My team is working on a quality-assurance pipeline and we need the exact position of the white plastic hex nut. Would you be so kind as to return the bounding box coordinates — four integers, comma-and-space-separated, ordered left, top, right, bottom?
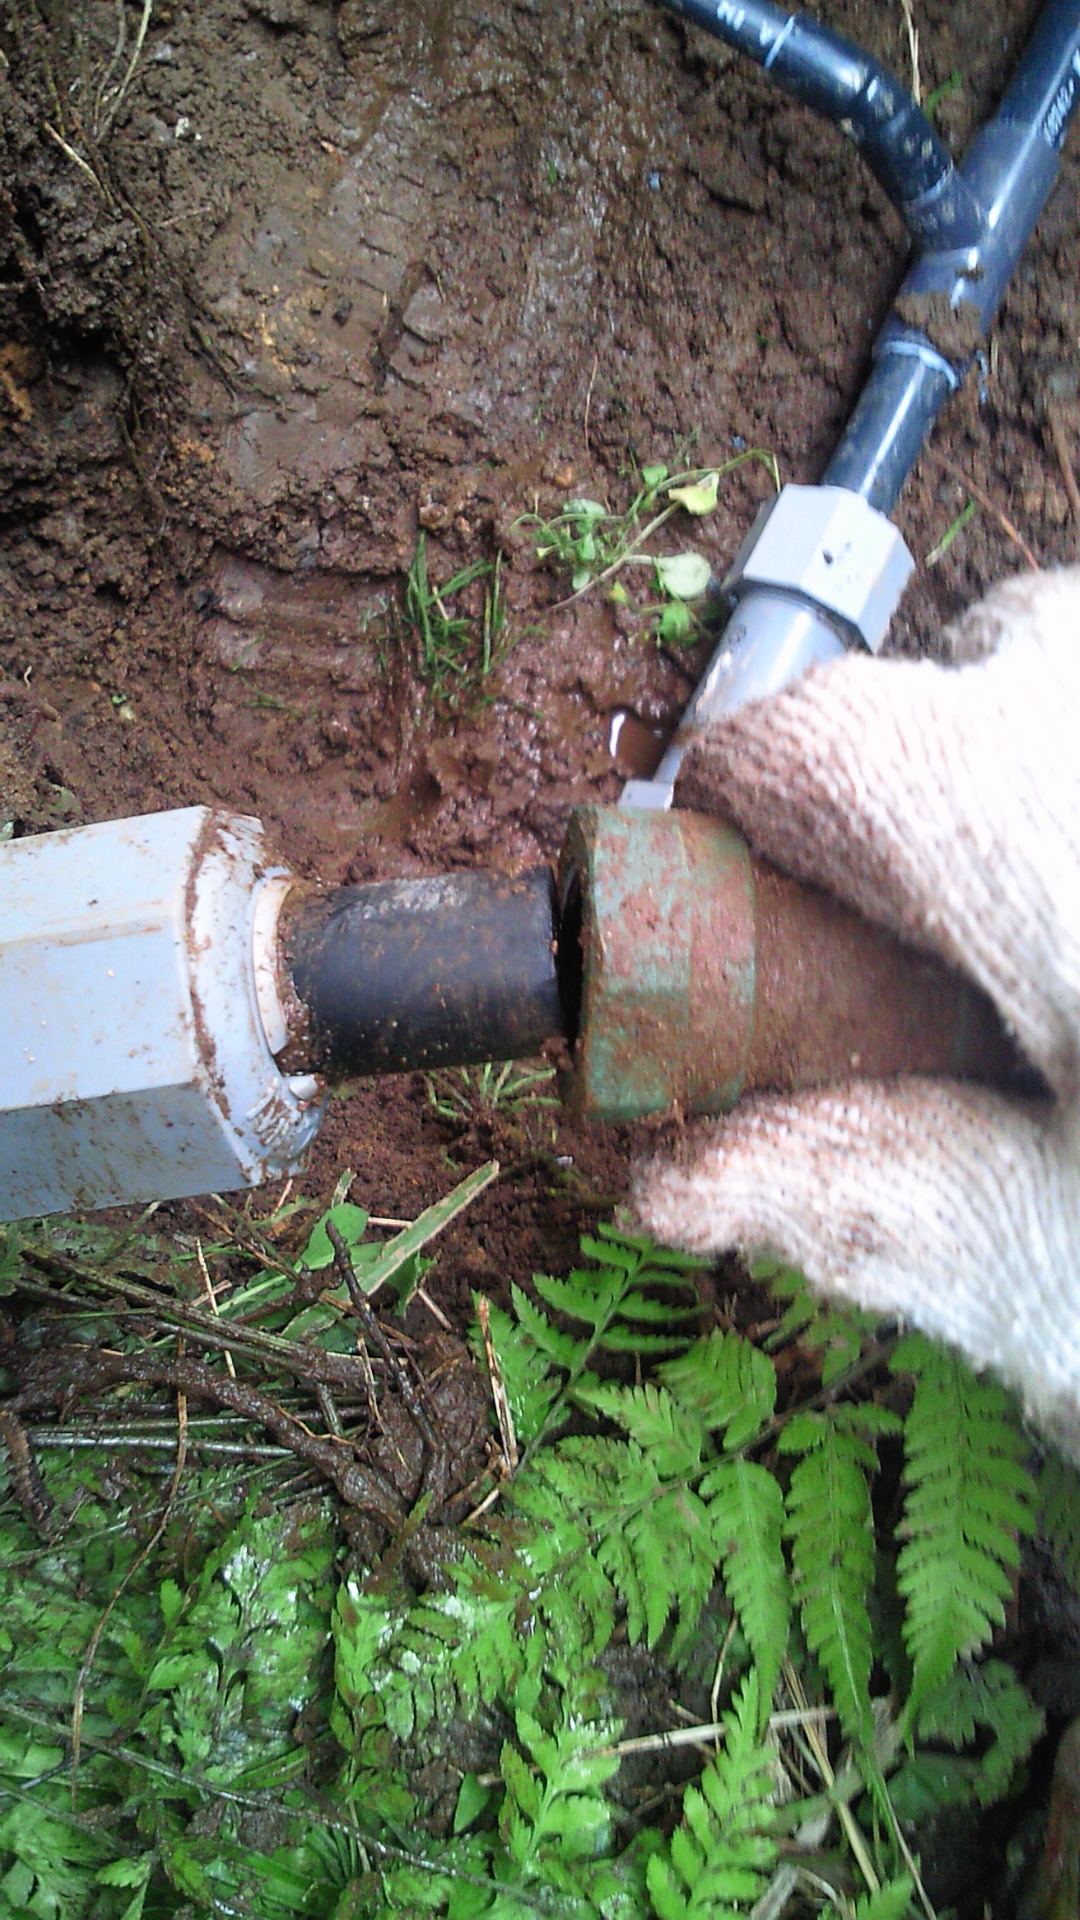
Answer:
723, 484, 914, 652
0, 807, 324, 1221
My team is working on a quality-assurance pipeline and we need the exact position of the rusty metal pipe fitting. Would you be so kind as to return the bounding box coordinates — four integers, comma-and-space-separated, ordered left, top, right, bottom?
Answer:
559, 805, 1034, 1122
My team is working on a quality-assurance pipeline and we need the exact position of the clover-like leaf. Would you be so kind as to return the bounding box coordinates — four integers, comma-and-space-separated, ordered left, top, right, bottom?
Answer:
658, 600, 694, 644
667, 471, 719, 515
655, 550, 712, 600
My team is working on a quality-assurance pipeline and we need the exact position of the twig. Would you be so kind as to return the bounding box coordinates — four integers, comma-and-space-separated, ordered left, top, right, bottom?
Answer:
583, 350, 599, 459
19, 1248, 380, 1390
91, 0, 127, 134
592, 1706, 835, 1760
898, 0, 921, 103
477, 1294, 518, 1472
0, 1410, 53, 1535
783, 1658, 880, 1899
42, 123, 111, 202
710, 1612, 738, 1725
71, 1386, 188, 1803
97, 0, 153, 139
1046, 400, 1080, 532
196, 1236, 236, 1380
8, 1346, 408, 1526
327, 1222, 439, 1455
924, 448, 1040, 571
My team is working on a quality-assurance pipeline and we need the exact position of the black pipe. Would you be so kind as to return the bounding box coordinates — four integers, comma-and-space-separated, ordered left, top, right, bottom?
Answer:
826, 0, 1080, 507
661, 0, 1080, 514
284, 867, 563, 1077
661, 0, 984, 248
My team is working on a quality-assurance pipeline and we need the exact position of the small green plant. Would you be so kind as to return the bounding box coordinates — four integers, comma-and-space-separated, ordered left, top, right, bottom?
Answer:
518, 452, 778, 646
925, 496, 976, 567
403, 535, 507, 695
425, 1059, 559, 1130
924, 71, 963, 122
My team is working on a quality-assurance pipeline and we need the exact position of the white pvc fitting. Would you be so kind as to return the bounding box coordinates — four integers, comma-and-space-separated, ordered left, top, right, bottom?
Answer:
0, 807, 324, 1221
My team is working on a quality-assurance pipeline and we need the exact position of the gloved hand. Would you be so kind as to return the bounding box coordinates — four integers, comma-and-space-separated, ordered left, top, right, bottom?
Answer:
635, 566, 1080, 1462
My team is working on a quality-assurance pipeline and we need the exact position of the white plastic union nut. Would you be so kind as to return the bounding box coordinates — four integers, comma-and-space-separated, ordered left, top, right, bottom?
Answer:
0, 808, 323, 1221
723, 484, 914, 652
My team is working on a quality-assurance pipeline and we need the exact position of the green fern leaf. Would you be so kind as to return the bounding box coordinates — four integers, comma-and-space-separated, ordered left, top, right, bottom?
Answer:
700, 1458, 790, 1722
1038, 1451, 1080, 1595
646, 1671, 778, 1919
511, 1282, 583, 1372
780, 1412, 877, 1753
498, 1670, 621, 1891
889, 1657, 1044, 1824
335, 1571, 527, 1746
573, 1381, 706, 1478
756, 1259, 881, 1385
519, 1437, 717, 1652
473, 1295, 562, 1445
659, 1329, 776, 1449
913, 1660, 1043, 1808
824, 1875, 914, 1920
892, 1335, 1036, 1723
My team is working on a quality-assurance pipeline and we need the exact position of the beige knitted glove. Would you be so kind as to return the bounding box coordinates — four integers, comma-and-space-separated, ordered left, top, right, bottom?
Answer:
636, 567, 1080, 1460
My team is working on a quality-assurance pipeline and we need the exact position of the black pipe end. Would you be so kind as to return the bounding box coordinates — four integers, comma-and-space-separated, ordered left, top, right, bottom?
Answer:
285, 865, 566, 1079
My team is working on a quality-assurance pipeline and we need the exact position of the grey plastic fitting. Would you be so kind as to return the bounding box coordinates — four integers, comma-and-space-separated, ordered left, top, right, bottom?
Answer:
622, 487, 913, 809
722, 485, 914, 652
0, 809, 323, 1221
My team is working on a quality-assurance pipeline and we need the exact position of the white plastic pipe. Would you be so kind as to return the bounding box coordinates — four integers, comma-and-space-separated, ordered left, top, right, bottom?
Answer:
0, 808, 322, 1221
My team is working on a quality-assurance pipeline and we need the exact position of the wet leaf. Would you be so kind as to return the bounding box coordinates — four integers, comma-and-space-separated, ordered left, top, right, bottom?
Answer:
299, 1202, 370, 1270
657, 601, 694, 644
667, 471, 719, 515
654, 550, 711, 600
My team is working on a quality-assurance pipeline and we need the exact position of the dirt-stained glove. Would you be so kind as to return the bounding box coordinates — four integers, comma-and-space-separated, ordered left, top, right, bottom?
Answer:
635, 566, 1080, 1462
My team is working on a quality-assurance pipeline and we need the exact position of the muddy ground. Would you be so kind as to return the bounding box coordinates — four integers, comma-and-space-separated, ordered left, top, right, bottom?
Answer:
2, 0, 1080, 1898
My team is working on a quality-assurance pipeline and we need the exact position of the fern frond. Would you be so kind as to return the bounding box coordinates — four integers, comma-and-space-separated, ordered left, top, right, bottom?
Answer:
825, 1875, 914, 1920
888, 1658, 1044, 1826
916, 1660, 1043, 1807
475, 1296, 561, 1445
334, 1574, 526, 1745
756, 1258, 882, 1386
892, 1335, 1036, 1724
646, 1671, 778, 1919
536, 1238, 699, 1361
780, 1412, 878, 1753
517, 1437, 717, 1653
502, 1231, 703, 1457
573, 1380, 706, 1478
510, 1282, 583, 1373
492, 1666, 622, 1918
1038, 1451, 1080, 1595
700, 1457, 790, 1723
659, 1328, 777, 1449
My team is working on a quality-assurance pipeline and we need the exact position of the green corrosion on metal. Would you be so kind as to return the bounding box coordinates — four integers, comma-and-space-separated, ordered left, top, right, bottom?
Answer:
562, 805, 757, 1124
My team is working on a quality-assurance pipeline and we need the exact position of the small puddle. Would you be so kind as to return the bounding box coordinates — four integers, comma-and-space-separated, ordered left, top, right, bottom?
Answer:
607, 707, 668, 781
